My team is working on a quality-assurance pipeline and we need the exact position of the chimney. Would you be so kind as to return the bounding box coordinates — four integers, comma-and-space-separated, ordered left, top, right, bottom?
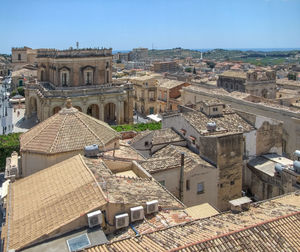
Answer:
179, 152, 185, 201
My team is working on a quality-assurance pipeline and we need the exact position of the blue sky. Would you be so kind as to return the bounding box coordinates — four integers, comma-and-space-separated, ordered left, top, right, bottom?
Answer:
0, 0, 299, 53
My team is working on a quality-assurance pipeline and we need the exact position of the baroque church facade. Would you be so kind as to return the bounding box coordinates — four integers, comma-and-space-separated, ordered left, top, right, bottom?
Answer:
25, 48, 134, 124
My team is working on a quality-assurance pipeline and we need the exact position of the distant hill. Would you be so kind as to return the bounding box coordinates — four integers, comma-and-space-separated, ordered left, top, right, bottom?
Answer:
148, 48, 300, 66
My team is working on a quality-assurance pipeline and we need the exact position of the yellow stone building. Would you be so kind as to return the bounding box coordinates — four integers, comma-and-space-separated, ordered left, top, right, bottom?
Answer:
25, 48, 134, 124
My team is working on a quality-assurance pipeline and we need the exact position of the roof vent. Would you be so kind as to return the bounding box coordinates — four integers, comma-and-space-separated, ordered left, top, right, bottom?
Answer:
84, 144, 99, 157
115, 213, 129, 229
294, 150, 300, 160
130, 206, 144, 222
229, 197, 252, 213
207, 122, 216, 132
275, 163, 284, 173
87, 210, 102, 228
293, 161, 300, 173
146, 200, 159, 214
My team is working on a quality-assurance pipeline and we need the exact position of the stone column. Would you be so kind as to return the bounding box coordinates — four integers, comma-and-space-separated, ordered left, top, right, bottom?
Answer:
24, 89, 30, 119
128, 92, 134, 124
117, 98, 124, 125
99, 101, 104, 121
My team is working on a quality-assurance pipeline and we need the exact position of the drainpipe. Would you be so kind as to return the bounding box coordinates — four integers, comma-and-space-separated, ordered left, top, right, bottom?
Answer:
179, 152, 185, 202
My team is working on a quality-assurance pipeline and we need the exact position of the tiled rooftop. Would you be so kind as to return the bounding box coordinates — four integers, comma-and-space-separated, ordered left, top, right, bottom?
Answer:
84, 192, 300, 252
82, 156, 184, 208
184, 85, 300, 113
104, 144, 146, 161
107, 209, 194, 243
130, 130, 152, 144
200, 98, 225, 106
219, 71, 247, 79
277, 78, 300, 86
182, 110, 254, 135
152, 128, 184, 145
140, 145, 214, 174
158, 79, 186, 89
20, 104, 120, 154
2, 155, 107, 251
100, 175, 184, 208
174, 212, 300, 252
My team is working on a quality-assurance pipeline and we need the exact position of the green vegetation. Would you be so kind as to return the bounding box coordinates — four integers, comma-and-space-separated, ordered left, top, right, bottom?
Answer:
148, 48, 300, 66
9, 87, 24, 98
206, 61, 216, 69
0, 133, 21, 171
185, 67, 192, 73
17, 87, 25, 96
111, 122, 161, 132
288, 73, 297, 80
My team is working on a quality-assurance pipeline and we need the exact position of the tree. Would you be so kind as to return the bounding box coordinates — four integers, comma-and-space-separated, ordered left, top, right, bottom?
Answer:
185, 67, 192, 73
17, 87, 25, 96
0, 133, 21, 171
206, 61, 216, 69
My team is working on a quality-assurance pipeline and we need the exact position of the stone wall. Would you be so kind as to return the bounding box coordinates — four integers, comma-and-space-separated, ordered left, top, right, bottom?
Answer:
216, 133, 243, 211
181, 86, 300, 158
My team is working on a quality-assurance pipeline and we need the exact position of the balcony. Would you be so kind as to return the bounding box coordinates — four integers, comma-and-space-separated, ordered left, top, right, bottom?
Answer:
26, 82, 133, 98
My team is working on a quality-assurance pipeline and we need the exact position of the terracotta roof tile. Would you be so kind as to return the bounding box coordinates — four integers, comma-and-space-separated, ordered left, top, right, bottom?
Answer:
20, 107, 120, 154
182, 111, 253, 134
140, 145, 213, 174
84, 192, 300, 252
2, 155, 107, 251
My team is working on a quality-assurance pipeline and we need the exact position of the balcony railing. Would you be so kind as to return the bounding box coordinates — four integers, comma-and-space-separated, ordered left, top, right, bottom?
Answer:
26, 82, 133, 98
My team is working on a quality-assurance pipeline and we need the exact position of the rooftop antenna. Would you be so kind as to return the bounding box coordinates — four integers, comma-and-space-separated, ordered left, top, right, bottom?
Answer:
76, 42, 79, 49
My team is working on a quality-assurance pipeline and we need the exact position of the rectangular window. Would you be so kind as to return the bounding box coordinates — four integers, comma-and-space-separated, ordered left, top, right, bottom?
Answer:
86, 72, 90, 84
213, 107, 218, 112
186, 180, 190, 191
62, 73, 67, 85
158, 180, 165, 186
197, 182, 204, 194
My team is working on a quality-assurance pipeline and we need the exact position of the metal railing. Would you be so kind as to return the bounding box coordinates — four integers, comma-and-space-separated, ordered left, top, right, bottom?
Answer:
26, 82, 133, 98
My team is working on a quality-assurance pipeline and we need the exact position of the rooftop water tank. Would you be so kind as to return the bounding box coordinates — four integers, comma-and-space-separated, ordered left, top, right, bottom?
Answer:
274, 163, 284, 174
294, 150, 300, 159
84, 144, 99, 157
207, 122, 216, 132
293, 161, 300, 173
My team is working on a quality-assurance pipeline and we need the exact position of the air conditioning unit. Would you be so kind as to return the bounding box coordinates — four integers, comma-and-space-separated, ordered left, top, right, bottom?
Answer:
146, 200, 159, 214
115, 213, 129, 229
87, 210, 102, 228
130, 206, 144, 221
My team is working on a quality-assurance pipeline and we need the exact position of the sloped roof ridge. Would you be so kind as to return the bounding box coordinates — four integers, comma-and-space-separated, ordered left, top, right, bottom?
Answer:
78, 154, 107, 202
75, 113, 106, 148
168, 211, 300, 252
49, 113, 68, 153
21, 113, 59, 149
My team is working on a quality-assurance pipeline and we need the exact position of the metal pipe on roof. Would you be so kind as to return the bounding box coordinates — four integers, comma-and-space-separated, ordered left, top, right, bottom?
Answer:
179, 152, 185, 201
